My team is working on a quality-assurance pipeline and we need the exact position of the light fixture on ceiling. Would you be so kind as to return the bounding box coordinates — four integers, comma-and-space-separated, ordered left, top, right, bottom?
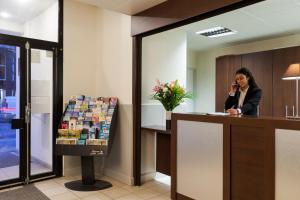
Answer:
0, 12, 11, 19
196, 26, 237, 38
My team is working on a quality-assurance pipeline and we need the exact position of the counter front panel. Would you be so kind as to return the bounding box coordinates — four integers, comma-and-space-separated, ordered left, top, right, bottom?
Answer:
171, 114, 300, 200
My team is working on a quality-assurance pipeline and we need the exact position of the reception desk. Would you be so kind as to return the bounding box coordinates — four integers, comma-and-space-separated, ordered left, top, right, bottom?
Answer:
171, 113, 300, 200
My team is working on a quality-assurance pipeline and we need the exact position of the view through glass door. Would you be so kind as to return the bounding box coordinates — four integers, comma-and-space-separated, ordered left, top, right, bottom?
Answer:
0, 44, 22, 183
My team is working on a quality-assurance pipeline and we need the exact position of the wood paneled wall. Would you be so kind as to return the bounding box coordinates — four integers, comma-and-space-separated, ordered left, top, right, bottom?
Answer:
216, 55, 241, 112
216, 46, 300, 117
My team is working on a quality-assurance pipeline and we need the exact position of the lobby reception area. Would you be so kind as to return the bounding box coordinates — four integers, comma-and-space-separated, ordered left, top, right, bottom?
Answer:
2, 0, 300, 200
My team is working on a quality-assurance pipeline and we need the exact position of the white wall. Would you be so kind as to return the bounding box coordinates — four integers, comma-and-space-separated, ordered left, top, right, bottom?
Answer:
186, 49, 198, 111
23, 1, 58, 42
64, 0, 97, 99
64, 0, 133, 185
0, 19, 23, 36
141, 29, 187, 126
95, 8, 133, 185
194, 33, 300, 113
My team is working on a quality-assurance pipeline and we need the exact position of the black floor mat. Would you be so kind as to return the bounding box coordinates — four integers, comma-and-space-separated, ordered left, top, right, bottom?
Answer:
0, 185, 50, 200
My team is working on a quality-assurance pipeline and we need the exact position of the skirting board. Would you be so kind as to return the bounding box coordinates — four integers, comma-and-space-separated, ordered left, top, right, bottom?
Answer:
141, 172, 156, 184
104, 168, 134, 186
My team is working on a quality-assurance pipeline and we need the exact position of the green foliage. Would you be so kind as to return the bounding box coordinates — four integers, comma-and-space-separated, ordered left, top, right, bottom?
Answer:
152, 80, 193, 111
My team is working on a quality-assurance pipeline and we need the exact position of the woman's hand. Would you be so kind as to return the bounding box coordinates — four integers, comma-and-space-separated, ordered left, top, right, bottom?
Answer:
226, 108, 238, 115
229, 82, 238, 94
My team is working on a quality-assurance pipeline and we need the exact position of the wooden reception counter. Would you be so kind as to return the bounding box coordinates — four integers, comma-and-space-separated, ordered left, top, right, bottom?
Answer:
171, 113, 300, 200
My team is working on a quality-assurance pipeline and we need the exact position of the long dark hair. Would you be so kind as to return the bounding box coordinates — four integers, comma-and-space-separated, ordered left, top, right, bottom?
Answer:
235, 67, 258, 88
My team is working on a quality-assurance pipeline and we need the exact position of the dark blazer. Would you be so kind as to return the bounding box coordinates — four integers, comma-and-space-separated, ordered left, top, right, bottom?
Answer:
225, 86, 262, 116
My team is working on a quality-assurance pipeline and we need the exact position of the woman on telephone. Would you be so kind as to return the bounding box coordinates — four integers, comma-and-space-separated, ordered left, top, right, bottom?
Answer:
225, 67, 262, 116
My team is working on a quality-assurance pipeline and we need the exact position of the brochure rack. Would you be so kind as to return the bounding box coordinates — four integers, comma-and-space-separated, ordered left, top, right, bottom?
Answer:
55, 95, 118, 191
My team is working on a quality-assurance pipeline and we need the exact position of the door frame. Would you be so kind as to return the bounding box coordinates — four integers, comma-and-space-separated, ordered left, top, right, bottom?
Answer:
0, 0, 63, 188
27, 42, 60, 182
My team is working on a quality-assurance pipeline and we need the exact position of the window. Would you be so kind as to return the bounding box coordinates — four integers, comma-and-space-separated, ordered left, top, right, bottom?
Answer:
0, 53, 6, 80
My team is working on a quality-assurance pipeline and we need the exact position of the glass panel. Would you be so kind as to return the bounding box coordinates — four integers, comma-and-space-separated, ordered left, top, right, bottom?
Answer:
0, 44, 20, 182
30, 49, 53, 175
0, 0, 58, 42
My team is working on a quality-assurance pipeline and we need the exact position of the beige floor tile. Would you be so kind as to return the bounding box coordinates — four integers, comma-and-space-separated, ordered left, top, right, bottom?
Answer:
53, 176, 78, 185
121, 185, 144, 193
81, 192, 112, 200
100, 176, 127, 188
40, 185, 69, 197
71, 190, 99, 198
147, 183, 170, 194
148, 195, 170, 200
100, 187, 131, 199
50, 191, 80, 200
140, 181, 162, 189
133, 188, 160, 199
115, 193, 143, 200
34, 180, 61, 190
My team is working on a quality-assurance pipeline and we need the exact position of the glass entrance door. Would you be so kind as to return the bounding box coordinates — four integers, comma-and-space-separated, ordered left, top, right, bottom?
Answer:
0, 44, 22, 184
0, 42, 57, 187
29, 47, 54, 177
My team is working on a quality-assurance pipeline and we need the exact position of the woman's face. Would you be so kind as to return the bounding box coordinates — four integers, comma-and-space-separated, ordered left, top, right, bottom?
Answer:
235, 73, 249, 89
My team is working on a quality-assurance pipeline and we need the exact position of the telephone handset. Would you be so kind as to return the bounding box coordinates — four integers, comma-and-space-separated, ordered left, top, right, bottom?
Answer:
232, 81, 240, 90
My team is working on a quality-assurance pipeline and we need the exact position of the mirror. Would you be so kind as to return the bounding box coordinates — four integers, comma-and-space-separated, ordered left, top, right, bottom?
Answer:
141, 0, 300, 126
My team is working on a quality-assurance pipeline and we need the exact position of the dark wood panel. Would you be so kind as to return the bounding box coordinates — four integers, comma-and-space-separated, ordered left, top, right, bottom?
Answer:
156, 133, 171, 176
242, 51, 273, 116
132, 0, 253, 35
231, 125, 268, 200
273, 46, 300, 117
216, 55, 241, 112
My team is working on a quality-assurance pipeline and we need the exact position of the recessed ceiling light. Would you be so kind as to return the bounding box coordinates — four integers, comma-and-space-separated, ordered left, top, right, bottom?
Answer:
0, 12, 11, 19
196, 26, 237, 38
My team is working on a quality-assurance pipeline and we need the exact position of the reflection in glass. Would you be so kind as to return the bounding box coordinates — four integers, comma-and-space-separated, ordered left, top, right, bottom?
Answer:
0, 44, 20, 182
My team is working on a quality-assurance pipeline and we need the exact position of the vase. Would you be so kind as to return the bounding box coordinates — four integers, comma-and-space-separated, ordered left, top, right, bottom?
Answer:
166, 110, 172, 129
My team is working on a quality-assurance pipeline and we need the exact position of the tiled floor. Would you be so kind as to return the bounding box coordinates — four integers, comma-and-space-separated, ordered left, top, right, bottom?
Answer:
0, 176, 171, 200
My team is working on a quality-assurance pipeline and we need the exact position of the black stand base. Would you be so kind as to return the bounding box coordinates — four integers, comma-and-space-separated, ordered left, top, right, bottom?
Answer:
64, 156, 112, 191
64, 180, 112, 191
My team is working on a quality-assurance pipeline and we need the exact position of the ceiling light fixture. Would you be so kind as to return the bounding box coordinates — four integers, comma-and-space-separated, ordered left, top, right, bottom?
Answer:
196, 26, 237, 38
0, 12, 11, 19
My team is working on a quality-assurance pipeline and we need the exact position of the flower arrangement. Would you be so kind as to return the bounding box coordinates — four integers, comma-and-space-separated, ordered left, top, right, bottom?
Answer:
152, 79, 192, 111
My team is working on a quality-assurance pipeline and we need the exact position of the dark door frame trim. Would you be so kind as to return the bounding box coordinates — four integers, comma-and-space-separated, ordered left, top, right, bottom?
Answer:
132, 0, 265, 186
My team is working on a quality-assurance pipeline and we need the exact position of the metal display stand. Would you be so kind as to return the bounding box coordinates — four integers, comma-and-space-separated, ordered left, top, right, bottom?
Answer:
56, 98, 118, 191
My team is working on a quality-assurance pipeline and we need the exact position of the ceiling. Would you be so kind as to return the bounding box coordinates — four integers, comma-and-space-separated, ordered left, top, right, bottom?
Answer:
0, 0, 57, 24
75, 0, 167, 15
180, 0, 300, 51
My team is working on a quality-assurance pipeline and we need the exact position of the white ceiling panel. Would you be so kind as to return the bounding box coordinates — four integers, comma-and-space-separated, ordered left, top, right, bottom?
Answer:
0, 0, 57, 24
179, 0, 300, 51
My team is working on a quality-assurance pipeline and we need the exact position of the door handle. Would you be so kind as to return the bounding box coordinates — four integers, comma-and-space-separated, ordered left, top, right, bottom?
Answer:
11, 118, 25, 129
